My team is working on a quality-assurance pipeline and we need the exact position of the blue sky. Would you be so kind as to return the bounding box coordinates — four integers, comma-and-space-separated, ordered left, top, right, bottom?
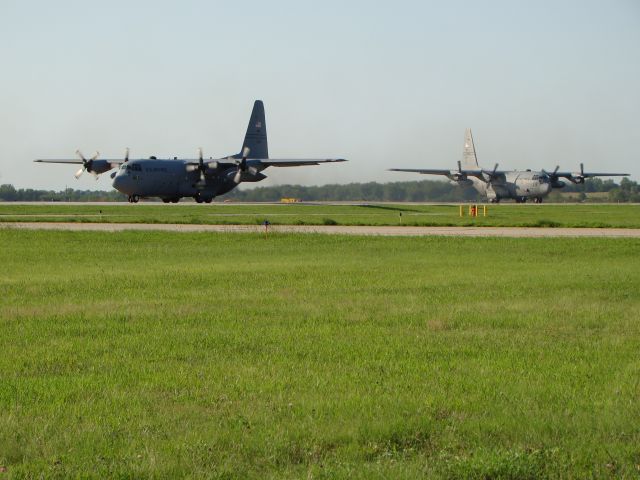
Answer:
1, 0, 638, 190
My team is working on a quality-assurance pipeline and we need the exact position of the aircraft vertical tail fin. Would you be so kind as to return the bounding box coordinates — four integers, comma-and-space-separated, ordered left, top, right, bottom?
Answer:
237, 100, 268, 159
462, 128, 479, 169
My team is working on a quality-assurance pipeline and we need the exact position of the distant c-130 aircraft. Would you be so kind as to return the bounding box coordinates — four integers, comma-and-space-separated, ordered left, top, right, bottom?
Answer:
390, 129, 629, 203
35, 100, 346, 203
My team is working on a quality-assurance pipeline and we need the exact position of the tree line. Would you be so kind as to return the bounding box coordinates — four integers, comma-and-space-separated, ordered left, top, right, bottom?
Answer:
1, 178, 638, 202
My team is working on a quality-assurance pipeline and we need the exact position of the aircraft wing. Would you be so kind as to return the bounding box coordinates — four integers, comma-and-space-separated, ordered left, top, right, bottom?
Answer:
389, 167, 488, 179
258, 158, 347, 167
553, 171, 630, 179
34, 159, 123, 166
35, 159, 83, 164
389, 168, 452, 175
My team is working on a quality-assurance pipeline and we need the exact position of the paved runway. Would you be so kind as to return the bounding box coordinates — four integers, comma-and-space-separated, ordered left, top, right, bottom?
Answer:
2, 222, 640, 237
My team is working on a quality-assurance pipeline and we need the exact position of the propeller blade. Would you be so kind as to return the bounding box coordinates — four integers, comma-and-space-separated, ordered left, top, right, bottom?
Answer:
198, 147, 203, 162
580, 163, 584, 176
492, 163, 499, 175
234, 170, 242, 184
90, 151, 100, 161
124, 147, 129, 162
242, 146, 250, 159
76, 150, 86, 162
457, 160, 462, 172
74, 167, 84, 179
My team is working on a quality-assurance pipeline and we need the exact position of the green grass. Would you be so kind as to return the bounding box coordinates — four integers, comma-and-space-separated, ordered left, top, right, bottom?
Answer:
0, 202, 639, 228
1, 230, 639, 478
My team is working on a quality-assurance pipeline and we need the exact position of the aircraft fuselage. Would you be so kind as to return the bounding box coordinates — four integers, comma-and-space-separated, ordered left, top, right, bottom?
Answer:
468, 170, 553, 203
111, 158, 265, 203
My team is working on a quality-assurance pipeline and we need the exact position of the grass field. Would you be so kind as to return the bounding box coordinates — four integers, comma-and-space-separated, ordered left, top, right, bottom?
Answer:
1, 230, 639, 478
1, 202, 639, 228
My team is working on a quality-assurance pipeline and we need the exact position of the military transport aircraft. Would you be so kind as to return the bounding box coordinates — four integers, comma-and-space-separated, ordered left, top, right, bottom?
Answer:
35, 101, 346, 203
390, 129, 629, 203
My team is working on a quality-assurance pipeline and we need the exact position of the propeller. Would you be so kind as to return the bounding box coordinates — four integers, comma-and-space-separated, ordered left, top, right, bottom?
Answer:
185, 148, 221, 187
451, 160, 466, 181
483, 163, 499, 182
196, 148, 206, 186
233, 146, 251, 184
124, 147, 129, 163
571, 163, 586, 184
74, 150, 100, 179
541, 165, 568, 188
541, 165, 559, 178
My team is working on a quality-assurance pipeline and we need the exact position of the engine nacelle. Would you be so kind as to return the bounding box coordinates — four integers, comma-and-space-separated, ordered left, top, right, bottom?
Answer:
205, 161, 219, 172
88, 160, 113, 174
225, 168, 267, 183
570, 176, 585, 185
239, 172, 267, 182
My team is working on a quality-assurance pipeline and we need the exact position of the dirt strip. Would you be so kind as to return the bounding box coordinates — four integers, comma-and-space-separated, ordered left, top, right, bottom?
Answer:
2, 222, 640, 237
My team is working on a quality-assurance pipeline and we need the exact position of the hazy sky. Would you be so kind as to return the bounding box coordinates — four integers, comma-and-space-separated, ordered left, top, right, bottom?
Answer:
1, 0, 638, 190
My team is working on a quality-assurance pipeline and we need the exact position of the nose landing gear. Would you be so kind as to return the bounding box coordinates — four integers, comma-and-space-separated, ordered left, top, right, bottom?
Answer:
127, 195, 139, 203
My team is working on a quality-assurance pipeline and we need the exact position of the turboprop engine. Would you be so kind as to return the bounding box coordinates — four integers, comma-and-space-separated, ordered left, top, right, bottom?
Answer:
74, 151, 116, 178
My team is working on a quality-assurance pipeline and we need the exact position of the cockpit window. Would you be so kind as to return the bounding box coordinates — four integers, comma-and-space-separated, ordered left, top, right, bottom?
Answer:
121, 163, 142, 172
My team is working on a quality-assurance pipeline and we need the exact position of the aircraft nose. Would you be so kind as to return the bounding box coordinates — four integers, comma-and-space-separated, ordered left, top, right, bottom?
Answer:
112, 174, 130, 194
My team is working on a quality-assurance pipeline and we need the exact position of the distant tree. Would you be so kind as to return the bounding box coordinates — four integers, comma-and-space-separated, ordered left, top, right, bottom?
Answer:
609, 178, 640, 202
0, 184, 17, 201
0, 178, 635, 202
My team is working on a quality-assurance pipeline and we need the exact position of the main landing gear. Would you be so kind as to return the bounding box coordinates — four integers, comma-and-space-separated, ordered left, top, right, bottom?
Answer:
127, 195, 139, 203
194, 193, 213, 204
533, 197, 543, 203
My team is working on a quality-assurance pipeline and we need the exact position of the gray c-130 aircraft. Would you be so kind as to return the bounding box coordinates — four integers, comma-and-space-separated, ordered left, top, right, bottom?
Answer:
390, 129, 629, 203
35, 100, 346, 203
